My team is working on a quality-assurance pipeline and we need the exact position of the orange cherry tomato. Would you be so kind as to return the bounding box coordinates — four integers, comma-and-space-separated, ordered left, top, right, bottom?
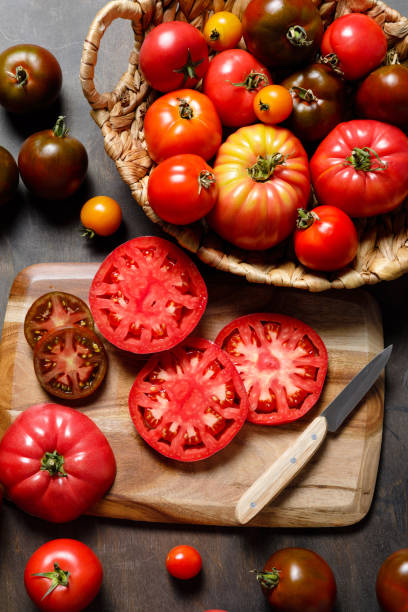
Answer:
253, 85, 293, 125
80, 196, 122, 237
204, 11, 243, 51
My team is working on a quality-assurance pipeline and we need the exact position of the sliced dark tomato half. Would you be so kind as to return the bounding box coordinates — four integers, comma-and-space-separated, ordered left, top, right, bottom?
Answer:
33, 326, 108, 400
89, 236, 208, 354
128, 337, 249, 461
24, 291, 94, 349
215, 313, 328, 425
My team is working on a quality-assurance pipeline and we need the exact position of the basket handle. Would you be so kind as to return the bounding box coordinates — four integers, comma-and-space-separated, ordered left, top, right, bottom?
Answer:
80, 0, 144, 110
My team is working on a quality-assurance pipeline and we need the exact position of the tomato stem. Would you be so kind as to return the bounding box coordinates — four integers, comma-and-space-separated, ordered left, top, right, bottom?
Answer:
32, 562, 70, 600
251, 568, 281, 589
9, 65, 28, 87
81, 226, 96, 239
247, 153, 288, 181
210, 28, 220, 41
345, 147, 388, 172
296, 208, 319, 230
290, 86, 317, 103
53, 116, 69, 138
286, 25, 312, 47
173, 48, 204, 86
320, 53, 344, 77
230, 70, 269, 91
258, 99, 269, 111
177, 98, 194, 120
198, 170, 216, 194
41, 449, 67, 477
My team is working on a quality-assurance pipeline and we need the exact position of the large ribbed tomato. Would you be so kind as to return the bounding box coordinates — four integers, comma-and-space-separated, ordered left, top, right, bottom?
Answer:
208, 124, 310, 250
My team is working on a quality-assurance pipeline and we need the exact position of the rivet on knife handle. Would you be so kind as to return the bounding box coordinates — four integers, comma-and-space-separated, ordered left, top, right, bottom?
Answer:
235, 415, 328, 525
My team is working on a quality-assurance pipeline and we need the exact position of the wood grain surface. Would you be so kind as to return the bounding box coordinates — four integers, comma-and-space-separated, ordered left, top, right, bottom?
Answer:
0, 263, 384, 528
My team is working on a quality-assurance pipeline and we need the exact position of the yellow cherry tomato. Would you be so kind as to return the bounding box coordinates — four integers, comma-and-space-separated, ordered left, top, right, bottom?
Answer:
203, 11, 243, 51
80, 196, 122, 237
253, 85, 294, 125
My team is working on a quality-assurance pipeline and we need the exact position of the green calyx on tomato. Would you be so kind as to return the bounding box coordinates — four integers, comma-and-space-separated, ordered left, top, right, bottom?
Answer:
52, 115, 69, 138
40, 449, 67, 478
198, 170, 216, 193
252, 567, 281, 589
8, 64, 28, 87
173, 49, 204, 86
32, 562, 70, 600
286, 25, 312, 47
296, 208, 319, 230
290, 86, 316, 102
231, 70, 269, 91
320, 53, 343, 77
176, 97, 194, 119
345, 147, 388, 172
247, 153, 287, 181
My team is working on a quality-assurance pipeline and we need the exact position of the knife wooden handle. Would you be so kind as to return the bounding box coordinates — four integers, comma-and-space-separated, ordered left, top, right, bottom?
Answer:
235, 415, 328, 524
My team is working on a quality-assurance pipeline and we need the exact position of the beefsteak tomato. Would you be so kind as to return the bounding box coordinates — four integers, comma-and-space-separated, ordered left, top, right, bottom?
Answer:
310, 119, 408, 218
242, 0, 323, 70
139, 21, 209, 92
0, 403, 116, 522
208, 123, 310, 250
128, 337, 248, 461
215, 313, 327, 425
203, 49, 271, 127
376, 548, 408, 612
255, 547, 336, 612
89, 236, 208, 354
143, 89, 222, 163
24, 539, 103, 612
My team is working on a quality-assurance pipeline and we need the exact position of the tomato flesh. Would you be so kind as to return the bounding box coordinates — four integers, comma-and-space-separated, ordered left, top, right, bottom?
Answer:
216, 314, 327, 425
128, 337, 248, 461
89, 237, 208, 354
24, 291, 94, 348
33, 326, 107, 400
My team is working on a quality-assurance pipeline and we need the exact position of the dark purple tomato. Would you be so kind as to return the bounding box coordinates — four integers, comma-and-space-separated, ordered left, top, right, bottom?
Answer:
0, 146, 19, 206
356, 64, 408, 129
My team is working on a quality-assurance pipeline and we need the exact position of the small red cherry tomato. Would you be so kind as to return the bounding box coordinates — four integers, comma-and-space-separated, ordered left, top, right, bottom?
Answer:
166, 545, 202, 580
148, 154, 217, 225
80, 195, 122, 237
376, 548, 408, 612
253, 84, 293, 124
204, 11, 243, 51
294, 205, 358, 271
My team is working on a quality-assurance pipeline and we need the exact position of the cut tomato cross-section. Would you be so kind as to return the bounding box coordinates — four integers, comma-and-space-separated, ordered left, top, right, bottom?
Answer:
128, 337, 249, 461
215, 313, 327, 425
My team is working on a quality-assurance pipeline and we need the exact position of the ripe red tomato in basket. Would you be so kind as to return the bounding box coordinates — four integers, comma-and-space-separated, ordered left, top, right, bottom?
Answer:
203, 49, 272, 127
128, 337, 249, 461
147, 154, 217, 225
208, 123, 310, 251
0, 403, 116, 522
376, 548, 408, 612
139, 21, 209, 93
215, 313, 327, 425
310, 119, 408, 218
143, 89, 222, 163
320, 13, 387, 81
89, 236, 208, 354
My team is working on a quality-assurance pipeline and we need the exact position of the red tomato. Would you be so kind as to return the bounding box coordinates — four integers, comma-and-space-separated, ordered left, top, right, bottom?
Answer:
0, 43, 62, 113
24, 291, 94, 349
139, 21, 209, 93
18, 116, 88, 200
0, 145, 19, 206
215, 313, 327, 425
24, 539, 102, 612
376, 548, 408, 612
320, 13, 387, 81
208, 123, 310, 250
33, 326, 108, 400
294, 206, 358, 271
203, 11, 243, 51
148, 154, 217, 225
128, 337, 248, 461
203, 49, 272, 127
80, 195, 122, 237
144, 89, 222, 163
310, 119, 408, 218
0, 403, 116, 522
89, 236, 208, 354
166, 545, 202, 579
255, 547, 336, 611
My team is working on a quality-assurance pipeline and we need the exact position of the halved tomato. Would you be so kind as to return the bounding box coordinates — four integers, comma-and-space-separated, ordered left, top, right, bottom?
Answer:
215, 314, 327, 425
128, 337, 249, 461
24, 291, 94, 348
33, 326, 108, 400
89, 237, 208, 354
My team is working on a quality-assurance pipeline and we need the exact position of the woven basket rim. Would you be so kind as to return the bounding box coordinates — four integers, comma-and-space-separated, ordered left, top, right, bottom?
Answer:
79, 0, 408, 291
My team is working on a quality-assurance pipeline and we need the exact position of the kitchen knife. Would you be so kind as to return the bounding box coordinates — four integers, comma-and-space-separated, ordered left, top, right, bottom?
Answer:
235, 344, 393, 525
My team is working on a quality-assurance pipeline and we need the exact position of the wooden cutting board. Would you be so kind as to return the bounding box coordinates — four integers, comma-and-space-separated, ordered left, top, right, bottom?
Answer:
0, 263, 384, 527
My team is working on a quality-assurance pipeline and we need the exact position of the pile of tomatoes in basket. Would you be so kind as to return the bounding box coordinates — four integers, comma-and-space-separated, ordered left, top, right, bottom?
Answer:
141, 0, 408, 272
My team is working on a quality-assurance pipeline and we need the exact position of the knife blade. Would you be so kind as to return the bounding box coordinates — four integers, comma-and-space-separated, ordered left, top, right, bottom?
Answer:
235, 345, 393, 525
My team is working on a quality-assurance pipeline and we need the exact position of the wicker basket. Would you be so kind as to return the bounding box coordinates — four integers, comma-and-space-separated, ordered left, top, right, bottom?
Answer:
80, 0, 408, 291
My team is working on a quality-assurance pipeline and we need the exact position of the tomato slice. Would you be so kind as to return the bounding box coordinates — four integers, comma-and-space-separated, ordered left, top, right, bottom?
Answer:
89, 237, 208, 354
128, 337, 249, 461
33, 326, 108, 400
24, 291, 94, 348
215, 314, 327, 425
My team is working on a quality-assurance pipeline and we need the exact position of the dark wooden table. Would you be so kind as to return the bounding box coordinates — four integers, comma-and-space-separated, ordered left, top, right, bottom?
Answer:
1, 2, 407, 610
